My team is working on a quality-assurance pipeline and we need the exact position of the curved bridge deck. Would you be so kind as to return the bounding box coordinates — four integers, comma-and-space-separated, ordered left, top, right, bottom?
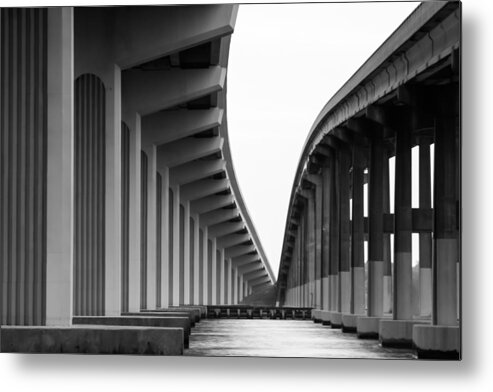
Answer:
185, 319, 415, 359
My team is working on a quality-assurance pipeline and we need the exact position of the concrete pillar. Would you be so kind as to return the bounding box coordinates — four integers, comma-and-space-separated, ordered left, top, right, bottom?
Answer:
125, 111, 141, 312
104, 63, 122, 316
350, 145, 365, 316
328, 153, 339, 312
383, 156, 392, 314
339, 151, 351, 315
433, 104, 458, 326
46, 8, 74, 326
202, 227, 209, 304
238, 274, 243, 303
183, 201, 191, 304
193, 214, 200, 305
233, 267, 238, 304
418, 137, 432, 317
219, 248, 225, 305
142, 144, 157, 310
306, 189, 316, 308
172, 185, 180, 306
226, 258, 232, 305
314, 177, 323, 310
211, 238, 217, 304
393, 121, 413, 320
160, 167, 169, 307
321, 165, 331, 311
367, 137, 385, 317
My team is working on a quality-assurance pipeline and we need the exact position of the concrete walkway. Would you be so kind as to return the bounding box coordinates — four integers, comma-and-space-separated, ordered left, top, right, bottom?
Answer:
184, 319, 416, 359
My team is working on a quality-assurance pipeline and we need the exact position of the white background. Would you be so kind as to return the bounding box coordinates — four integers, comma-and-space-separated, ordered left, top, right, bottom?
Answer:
1, 0, 491, 390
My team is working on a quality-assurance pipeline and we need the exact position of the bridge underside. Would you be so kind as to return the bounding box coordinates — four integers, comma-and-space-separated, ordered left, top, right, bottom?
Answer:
276, 2, 461, 359
0, 5, 275, 354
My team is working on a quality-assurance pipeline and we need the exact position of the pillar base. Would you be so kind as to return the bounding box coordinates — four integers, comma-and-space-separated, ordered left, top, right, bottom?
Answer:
357, 316, 384, 339
312, 309, 322, 323
413, 324, 460, 360
319, 310, 331, 325
379, 319, 430, 348
341, 313, 363, 333
329, 312, 342, 329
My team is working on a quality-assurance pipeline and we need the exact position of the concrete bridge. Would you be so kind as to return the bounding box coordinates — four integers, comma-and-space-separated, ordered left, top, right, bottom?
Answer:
0, 3, 460, 359
275, 1, 461, 359
0, 5, 274, 354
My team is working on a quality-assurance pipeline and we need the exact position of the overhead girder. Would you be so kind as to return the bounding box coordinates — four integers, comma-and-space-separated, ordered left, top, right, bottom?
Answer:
112, 5, 238, 69
180, 178, 229, 202
249, 276, 271, 286
225, 244, 256, 259
231, 253, 260, 267
238, 261, 263, 274
122, 66, 226, 116
242, 269, 267, 282
141, 108, 224, 146
217, 233, 250, 249
208, 221, 245, 238
200, 208, 239, 227
158, 135, 223, 168
190, 193, 234, 215
169, 159, 226, 186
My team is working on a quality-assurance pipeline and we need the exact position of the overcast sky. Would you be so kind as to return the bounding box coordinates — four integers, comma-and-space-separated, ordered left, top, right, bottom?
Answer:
227, 1, 421, 276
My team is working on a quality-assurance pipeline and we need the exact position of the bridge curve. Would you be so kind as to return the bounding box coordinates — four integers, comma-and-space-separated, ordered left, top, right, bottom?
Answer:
276, 1, 461, 359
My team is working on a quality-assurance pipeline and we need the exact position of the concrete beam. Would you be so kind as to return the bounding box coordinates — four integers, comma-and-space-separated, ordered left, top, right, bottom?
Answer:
249, 276, 271, 286
238, 262, 263, 274
208, 221, 245, 238
200, 208, 239, 227
243, 270, 267, 282
122, 66, 226, 116
190, 194, 234, 215
180, 179, 229, 202
169, 159, 226, 186
217, 233, 250, 249
113, 5, 238, 69
225, 245, 256, 259
158, 136, 223, 168
231, 254, 260, 267
142, 108, 224, 146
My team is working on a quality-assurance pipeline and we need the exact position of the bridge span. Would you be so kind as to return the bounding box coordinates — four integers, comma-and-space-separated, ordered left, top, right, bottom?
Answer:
0, 2, 460, 360
275, 1, 461, 359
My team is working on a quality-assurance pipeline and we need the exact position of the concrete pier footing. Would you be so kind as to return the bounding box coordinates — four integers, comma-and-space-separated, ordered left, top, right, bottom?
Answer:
341, 314, 360, 333
356, 316, 383, 339
413, 325, 460, 359
379, 319, 430, 348
0, 325, 183, 355
329, 312, 342, 328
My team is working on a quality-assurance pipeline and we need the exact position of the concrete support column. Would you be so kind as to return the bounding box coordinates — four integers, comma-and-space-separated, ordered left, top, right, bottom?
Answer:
160, 167, 169, 307
126, 111, 141, 312
183, 201, 191, 305
339, 151, 351, 315
172, 185, 180, 306
219, 249, 225, 305
104, 63, 122, 316
193, 214, 200, 305
238, 274, 243, 303
226, 258, 232, 305
233, 267, 238, 304
433, 105, 458, 326
321, 165, 331, 311
418, 137, 432, 317
350, 145, 365, 316
306, 189, 316, 308
314, 177, 323, 310
383, 156, 392, 313
142, 144, 157, 310
328, 153, 340, 313
393, 121, 413, 320
46, 8, 74, 326
211, 238, 217, 305
202, 227, 209, 305
368, 137, 385, 317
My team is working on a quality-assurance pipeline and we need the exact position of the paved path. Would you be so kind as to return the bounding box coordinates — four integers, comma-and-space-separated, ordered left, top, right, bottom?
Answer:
184, 319, 416, 359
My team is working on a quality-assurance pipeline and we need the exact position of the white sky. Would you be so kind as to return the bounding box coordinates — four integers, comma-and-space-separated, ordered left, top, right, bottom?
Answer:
227, 1, 421, 276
